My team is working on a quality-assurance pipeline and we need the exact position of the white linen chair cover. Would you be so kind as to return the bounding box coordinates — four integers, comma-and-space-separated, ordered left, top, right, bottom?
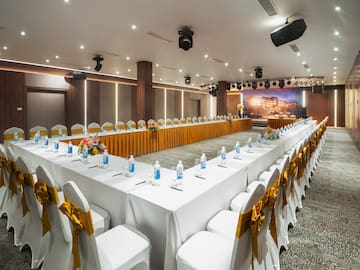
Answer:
2, 147, 26, 246
51, 124, 68, 137
37, 165, 72, 270
180, 118, 186, 124
177, 183, 266, 270
173, 118, 180, 125
147, 119, 155, 125
165, 118, 173, 126
29, 125, 48, 139
101, 122, 115, 132
62, 181, 151, 270
3, 127, 25, 142
197, 116, 203, 122
88, 122, 101, 133
293, 141, 306, 210
186, 117, 192, 124
137, 120, 146, 129
16, 156, 50, 269
115, 121, 126, 131
203, 116, 208, 122
71, 123, 85, 135
127, 120, 136, 130
192, 116, 198, 123
157, 119, 165, 127
0, 145, 8, 213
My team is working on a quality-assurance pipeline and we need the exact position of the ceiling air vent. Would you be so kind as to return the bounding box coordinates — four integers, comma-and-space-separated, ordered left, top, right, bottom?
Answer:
147, 32, 173, 43
257, 0, 278, 16
289, 44, 299, 52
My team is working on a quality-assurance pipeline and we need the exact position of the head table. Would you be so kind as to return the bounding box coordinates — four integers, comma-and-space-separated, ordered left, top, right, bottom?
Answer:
7, 118, 315, 270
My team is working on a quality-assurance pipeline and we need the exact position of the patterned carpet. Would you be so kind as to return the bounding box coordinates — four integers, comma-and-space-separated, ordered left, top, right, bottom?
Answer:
0, 127, 359, 269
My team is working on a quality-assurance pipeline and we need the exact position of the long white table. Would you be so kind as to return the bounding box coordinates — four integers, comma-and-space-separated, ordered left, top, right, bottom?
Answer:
7, 119, 316, 270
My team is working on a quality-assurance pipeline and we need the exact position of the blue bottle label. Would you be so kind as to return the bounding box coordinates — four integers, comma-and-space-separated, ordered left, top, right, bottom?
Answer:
55, 142, 59, 150
200, 160, 206, 169
68, 145, 73, 154
83, 148, 88, 159
103, 154, 109, 165
45, 139, 49, 146
154, 168, 160, 180
235, 146, 240, 154
129, 163, 135, 173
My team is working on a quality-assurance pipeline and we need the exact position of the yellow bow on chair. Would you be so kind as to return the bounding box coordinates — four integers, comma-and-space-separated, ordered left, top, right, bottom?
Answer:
60, 198, 94, 270
249, 201, 265, 262
5, 160, 19, 195
281, 169, 289, 209
16, 171, 35, 217
0, 156, 7, 187
35, 181, 59, 235
268, 183, 279, 246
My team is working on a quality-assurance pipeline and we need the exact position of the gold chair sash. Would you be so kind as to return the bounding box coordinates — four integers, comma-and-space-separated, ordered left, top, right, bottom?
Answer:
88, 127, 100, 133
16, 171, 35, 217
71, 129, 83, 135
3, 133, 25, 141
51, 129, 67, 137
60, 198, 94, 270
0, 156, 6, 187
35, 181, 59, 235
281, 170, 289, 209
103, 126, 114, 131
268, 185, 279, 246
4, 161, 19, 195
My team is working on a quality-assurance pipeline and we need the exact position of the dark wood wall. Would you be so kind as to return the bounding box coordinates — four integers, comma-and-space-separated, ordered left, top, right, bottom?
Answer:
0, 71, 26, 142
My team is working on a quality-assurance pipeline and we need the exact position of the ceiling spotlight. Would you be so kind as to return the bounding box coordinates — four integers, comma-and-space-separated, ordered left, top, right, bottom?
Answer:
126, 56, 130, 61
333, 47, 339, 52
64, 0, 69, 3
160, 78, 163, 81
178, 26, 193, 51
184, 75, 191, 85
204, 54, 208, 59
302, 61, 306, 65
92, 55, 104, 72
287, 80, 291, 85
80, 45, 85, 50
252, 82, 257, 90
255, 67, 263, 79
247, 83, 251, 87
307, 68, 311, 72
333, 57, 338, 61
334, 31, 339, 36
3, 46, 7, 50
250, 73, 254, 77
176, 81, 179, 84
116, 71, 120, 75
239, 68, 243, 72
179, 69, 182, 73
55, 55, 59, 59
20, 31, 26, 36
310, 73, 313, 76
131, 25, 137, 30
152, 73, 155, 76
210, 77, 214, 81
334, 67, 337, 69
46, 59, 50, 63
155, 63, 159, 67
333, 71, 337, 75
272, 81, 277, 86
335, 6, 341, 11
225, 62, 229, 67
296, 52, 301, 56
279, 79, 285, 88
264, 80, 270, 89
196, 73, 199, 77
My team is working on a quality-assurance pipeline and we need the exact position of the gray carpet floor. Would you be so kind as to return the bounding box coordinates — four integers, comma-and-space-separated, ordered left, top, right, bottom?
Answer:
0, 127, 359, 269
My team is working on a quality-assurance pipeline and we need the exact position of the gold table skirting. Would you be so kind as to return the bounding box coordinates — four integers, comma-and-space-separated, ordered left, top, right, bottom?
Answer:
62, 119, 252, 158
267, 118, 297, 129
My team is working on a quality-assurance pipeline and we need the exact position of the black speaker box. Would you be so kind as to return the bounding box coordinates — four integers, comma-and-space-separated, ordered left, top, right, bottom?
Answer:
72, 71, 87, 80
270, 19, 307, 47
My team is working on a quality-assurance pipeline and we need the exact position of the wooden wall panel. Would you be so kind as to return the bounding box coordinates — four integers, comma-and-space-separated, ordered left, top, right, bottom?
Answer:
86, 80, 100, 125
66, 79, 84, 127
0, 70, 26, 142
226, 93, 240, 115
216, 81, 228, 115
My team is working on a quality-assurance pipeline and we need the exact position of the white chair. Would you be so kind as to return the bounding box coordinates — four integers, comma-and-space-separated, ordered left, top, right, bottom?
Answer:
173, 118, 180, 125
0, 145, 8, 214
147, 119, 155, 125
186, 117, 192, 124
285, 147, 298, 227
127, 120, 136, 130
180, 118, 186, 125
71, 123, 85, 135
177, 182, 266, 270
115, 121, 126, 131
137, 120, 146, 129
3, 127, 25, 142
165, 118, 173, 126
192, 116, 198, 123
51, 124, 68, 137
198, 116, 203, 122
16, 156, 50, 269
101, 122, 115, 132
29, 125, 48, 139
157, 119, 165, 127
88, 122, 101, 134
61, 181, 151, 270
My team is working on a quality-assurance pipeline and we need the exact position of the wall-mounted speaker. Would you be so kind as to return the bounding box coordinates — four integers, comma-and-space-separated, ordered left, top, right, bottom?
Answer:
270, 19, 307, 47
72, 71, 87, 80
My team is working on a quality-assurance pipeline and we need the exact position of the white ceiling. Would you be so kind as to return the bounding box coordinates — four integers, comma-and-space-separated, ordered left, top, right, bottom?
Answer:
0, 0, 359, 88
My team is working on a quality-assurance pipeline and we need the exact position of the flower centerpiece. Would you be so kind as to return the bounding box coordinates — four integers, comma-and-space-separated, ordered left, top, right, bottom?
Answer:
261, 126, 279, 140
226, 113, 234, 121
148, 122, 159, 132
78, 135, 106, 155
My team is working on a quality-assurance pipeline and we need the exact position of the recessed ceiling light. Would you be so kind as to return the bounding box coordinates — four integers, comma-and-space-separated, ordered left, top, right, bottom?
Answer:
179, 69, 182, 73
333, 79, 337, 83
3, 46, 7, 50
126, 56, 130, 61
85, 66, 90, 69
296, 52, 301, 57
335, 6, 341, 11
210, 77, 214, 81
333, 47, 339, 52
127, 68, 131, 72
152, 73, 155, 77
250, 73, 254, 77
131, 25, 137, 30
224, 62, 229, 67
196, 73, 199, 77
333, 75, 336, 79
191, 83, 194, 87
333, 71, 337, 75
55, 55, 59, 59
20, 31, 26, 36
176, 81, 179, 84
46, 59, 50, 63
310, 73, 313, 76
80, 45, 85, 50
307, 68, 311, 72
239, 68, 243, 72
334, 31, 339, 36
155, 63, 159, 68
334, 67, 337, 69
204, 54, 208, 59
302, 61, 306, 65
64, 0, 69, 3
116, 71, 119, 75
159, 78, 163, 81
333, 57, 338, 61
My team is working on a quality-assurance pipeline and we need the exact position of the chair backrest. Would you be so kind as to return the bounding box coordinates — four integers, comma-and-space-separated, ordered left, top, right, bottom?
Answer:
5, 146, 20, 195
157, 119, 165, 127
147, 119, 155, 125
36, 165, 72, 270
231, 182, 265, 270
101, 122, 114, 132
137, 120, 146, 129
180, 118, 186, 124
62, 181, 101, 270
115, 121, 126, 131
87, 122, 100, 133
3, 127, 25, 142
71, 123, 85, 135
198, 116, 203, 122
0, 145, 9, 187
186, 117, 192, 124
173, 118, 180, 125
29, 125, 48, 139
192, 116, 198, 123
51, 124, 68, 137
127, 120, 136, 129
165, 118, 173, 126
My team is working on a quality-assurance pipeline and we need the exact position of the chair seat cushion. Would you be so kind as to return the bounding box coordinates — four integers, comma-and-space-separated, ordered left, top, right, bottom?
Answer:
90, 204, 111, 236
176, 231, 233, 270
207, 210, 238, 239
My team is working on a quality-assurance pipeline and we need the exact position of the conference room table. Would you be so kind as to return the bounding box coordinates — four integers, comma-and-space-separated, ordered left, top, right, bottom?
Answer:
7, 118, 315, 270
62, 118, 252, 158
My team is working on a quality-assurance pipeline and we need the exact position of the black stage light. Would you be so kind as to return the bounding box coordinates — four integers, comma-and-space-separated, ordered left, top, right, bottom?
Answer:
236, 83, 242, 90
178, 27, 193, 51
185, 75, 191, 85
265, 80, 270, 89
259, 82, 263, 87
287, 80, 291, 85
243, 83, 247, 88
92, 55, 104, 72
272, 81, 277, 86
247, 83, 251, 87
252, 81, 257, 89
279, 79, 285, 88
255, 67, 263, 79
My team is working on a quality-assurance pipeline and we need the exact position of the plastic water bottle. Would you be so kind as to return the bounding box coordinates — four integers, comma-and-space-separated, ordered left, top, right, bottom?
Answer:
247, 138, 253, 152
44, 136, 49, 147
220, 146, 227, 163
67, 141, 73, 157
235, 141, 241, 157
176, 160, 184, 184
54, 140, 59, 152
14, 132, 19, 142
257, 134, 262, 147
200, 153, 207, 171
82, 146, 88, 161
103, 149, 109, 168
34, 131, 40, 143
128, 155, 135, 174
153, 160, 161, 185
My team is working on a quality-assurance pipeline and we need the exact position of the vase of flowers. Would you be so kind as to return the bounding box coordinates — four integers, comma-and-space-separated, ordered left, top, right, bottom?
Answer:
226, 113, 234, 121
78, 135, 106, 155
261, 126, 279, 140
148, 122, 159, 132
